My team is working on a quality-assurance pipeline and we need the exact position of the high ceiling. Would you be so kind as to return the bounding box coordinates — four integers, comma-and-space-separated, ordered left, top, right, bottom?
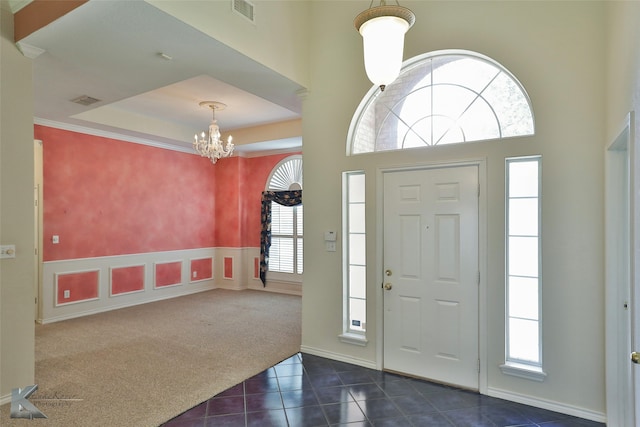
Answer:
13, 0, 305, 154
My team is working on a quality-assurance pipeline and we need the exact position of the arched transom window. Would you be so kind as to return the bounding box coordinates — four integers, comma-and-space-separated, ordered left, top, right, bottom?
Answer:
347, 50, 534, 155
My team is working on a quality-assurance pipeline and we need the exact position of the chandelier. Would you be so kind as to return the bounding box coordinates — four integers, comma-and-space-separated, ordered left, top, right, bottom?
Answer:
193, 101, 234, 164
354, 0, 415, 91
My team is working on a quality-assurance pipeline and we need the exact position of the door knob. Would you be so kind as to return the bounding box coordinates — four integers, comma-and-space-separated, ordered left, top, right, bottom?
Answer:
632, 352, 640, 364
384, 283, 393, 291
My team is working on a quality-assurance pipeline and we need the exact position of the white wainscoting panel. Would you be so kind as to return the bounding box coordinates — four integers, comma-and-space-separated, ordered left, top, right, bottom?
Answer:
41, 248, 216, 323
41, 247, 300, 323
245, 247, 302, 296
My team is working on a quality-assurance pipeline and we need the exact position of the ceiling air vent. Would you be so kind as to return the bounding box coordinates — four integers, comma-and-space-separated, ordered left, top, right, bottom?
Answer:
70, 95, 101, 106
233, 0, 255, 23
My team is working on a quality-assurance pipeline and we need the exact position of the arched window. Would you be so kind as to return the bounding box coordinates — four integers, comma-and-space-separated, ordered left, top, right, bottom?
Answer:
265, 155, 303, 279
347, 50, 534, 155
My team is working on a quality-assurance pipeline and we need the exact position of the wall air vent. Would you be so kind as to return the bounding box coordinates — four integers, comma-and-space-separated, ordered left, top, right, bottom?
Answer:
233, 0, 255, 23
70, 95, 101, 106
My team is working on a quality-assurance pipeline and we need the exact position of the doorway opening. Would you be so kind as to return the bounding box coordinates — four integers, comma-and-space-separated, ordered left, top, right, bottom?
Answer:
605, 112, 634, 426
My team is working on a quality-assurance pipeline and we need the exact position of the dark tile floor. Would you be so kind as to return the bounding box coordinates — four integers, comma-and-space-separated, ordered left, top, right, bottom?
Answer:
161, 353, 605, 427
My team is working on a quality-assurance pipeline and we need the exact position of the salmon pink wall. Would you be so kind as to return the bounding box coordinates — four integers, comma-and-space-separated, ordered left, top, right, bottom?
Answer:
223, 256, 234, 279
154, 261, 182, 287
242, 154, 299, 247
38, 124, 300, 261
213, 153, 300, 248
38, 125, 217, 261
111, 265, 145, 295
213, 157, 243, 247
190, 257, 213, 281
56, 270, 99, 304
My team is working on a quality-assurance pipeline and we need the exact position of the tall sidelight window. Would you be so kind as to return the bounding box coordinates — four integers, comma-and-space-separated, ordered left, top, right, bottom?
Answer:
501, 156, 545, 381
340, 171, 367, 345
266, 156, 303, 280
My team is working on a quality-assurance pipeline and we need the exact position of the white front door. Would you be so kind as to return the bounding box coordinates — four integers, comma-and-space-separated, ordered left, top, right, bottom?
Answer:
383, 165, 479, 389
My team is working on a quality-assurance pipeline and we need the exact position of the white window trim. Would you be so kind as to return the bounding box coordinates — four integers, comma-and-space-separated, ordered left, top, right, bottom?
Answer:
503, 155, 545, 381
339, 332, 369, 347
265, 155, 303, 280
341, 171, 368, 344
268, 204, 303, 277
347, 49, 535, 156
499, 362, 547, 382
266, 271, 302, 284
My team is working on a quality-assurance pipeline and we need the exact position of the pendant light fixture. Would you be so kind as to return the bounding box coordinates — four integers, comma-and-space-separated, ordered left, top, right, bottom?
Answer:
354, 0, 415, 91
193, 101, 234, 164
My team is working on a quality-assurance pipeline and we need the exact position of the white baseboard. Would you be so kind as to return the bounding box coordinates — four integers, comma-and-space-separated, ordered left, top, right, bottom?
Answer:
0, 392, 10, 406
294, 349, 606, 424
248, 280, 302, 296
487, 386, 606, 423
215, 281, 247, 291
38, 287, 214, 324
299, 345, 377, 370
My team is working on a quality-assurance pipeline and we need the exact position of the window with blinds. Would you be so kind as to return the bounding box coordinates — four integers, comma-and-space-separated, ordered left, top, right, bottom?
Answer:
266, 155, 303, 281
270, 204, 303, 274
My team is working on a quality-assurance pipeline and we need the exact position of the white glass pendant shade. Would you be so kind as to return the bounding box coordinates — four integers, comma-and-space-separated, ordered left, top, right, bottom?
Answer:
355, 4, 415, 91
359, 16, 409, 89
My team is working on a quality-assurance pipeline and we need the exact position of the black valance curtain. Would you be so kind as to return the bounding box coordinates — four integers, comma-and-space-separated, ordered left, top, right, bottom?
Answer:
260, 190, 302, 286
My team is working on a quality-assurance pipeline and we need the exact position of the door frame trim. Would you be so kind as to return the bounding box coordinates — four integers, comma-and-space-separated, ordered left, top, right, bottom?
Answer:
605, 111, 635, 426
375, 158, 487, 394
35, 139, 44, 322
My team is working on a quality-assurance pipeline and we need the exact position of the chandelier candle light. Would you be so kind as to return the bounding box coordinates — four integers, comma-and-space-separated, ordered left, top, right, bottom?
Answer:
193, 101, 234, 164
354, 0, 415, 91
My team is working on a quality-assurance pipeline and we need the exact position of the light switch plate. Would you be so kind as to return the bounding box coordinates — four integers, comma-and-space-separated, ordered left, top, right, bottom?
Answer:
0, 245, 16, 259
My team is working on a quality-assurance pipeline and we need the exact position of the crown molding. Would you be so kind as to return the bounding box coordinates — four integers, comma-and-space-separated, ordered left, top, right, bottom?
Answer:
34, 118, 194, 154
16, 41, 45, 59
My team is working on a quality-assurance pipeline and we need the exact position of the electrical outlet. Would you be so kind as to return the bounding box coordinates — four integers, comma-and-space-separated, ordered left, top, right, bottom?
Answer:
63, 290, 70, 299
192, 271, 197, 278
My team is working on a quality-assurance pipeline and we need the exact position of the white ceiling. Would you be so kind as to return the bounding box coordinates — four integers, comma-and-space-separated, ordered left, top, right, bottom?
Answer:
16, 0, 304, 154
